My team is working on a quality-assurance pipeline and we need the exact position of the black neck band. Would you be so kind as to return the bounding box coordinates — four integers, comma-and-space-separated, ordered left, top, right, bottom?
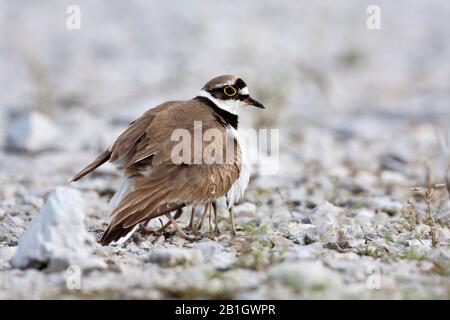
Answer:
194, 96, 239, 129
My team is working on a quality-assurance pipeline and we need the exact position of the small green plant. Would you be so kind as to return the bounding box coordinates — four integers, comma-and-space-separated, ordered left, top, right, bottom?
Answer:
401, 248, 428, 261
234, 224, 288, 270
409, 165, 445, 248
404, 201, 423, 245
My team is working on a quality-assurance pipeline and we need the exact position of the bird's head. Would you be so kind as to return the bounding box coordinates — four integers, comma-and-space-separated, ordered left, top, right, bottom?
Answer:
197, 75, 264, 116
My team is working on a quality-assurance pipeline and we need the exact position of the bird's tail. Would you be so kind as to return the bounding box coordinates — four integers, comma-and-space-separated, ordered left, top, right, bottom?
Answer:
71, 150, 112, 182
100, 223, 139, 246
100, 202, 187, 246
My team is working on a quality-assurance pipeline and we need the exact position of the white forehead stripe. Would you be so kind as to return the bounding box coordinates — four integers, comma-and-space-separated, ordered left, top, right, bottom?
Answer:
239, 87, 249, 95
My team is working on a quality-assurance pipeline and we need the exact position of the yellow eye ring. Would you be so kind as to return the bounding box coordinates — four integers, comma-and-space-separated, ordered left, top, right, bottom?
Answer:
223, 85, 237, 97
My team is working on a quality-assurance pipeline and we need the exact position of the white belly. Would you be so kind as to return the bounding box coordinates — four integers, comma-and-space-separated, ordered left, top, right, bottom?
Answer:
225, 127, 250, 208
109, 176, 135, 208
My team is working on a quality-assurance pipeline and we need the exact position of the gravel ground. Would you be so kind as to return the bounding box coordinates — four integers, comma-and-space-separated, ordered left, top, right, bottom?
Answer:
0, 0, 449, 299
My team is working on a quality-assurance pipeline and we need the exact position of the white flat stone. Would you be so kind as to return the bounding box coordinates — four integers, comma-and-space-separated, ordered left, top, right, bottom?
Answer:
148, 248, 203, 267
10, 186, 106, 271
6, 110, 61, 152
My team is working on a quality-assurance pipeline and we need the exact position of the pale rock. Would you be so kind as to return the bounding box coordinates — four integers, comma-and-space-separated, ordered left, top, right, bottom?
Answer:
10, 187, 106, 271
286, 188, 306, 206
193, 239, 236, 269
310, 201, 344, 242
252, 175, 284, 190
322, 253, 377, 282
0, 226, 8, 242
353, 171, 377, 190
1, 185, 18, 208
1, 197, 16, 208
193, 239, 223, 256
221, 269, 263, 290
175, 265, 214, 290
267, 261, 342, 291
415, 224, 431, 235
21, 194, 44, 209
353, 209, 375, 226
270, 207, 294, 223
379, 153, 407, 173
0, 246, 16, 269
154, 235, 166, 245
233, 202, 257, 217
0, 216, 25, 244
4, 214, 25, 227
428, 247, 450, 268
310, 201, 343, 222
278, 221, 318, 245
148, 248, 203, 267
380, 170, 407, 186
303, 229, 320, 244
369, 196, 403, 215
406, 239, 432, 247
6, 110, 61, 152
285, 243, 322, 260
235, 216, 261, 227
348, 239, 366, 248
436, 226, 450, 243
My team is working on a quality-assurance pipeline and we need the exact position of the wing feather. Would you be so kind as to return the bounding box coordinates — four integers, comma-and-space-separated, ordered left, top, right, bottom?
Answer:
71, 98, 244, 245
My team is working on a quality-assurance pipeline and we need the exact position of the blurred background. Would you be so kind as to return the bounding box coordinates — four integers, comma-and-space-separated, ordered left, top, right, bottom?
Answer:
1, 1, 450, 176
0, 0, 450, 299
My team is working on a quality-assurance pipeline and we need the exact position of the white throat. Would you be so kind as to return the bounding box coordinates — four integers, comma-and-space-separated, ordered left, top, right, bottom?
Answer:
197, 90, 244, 116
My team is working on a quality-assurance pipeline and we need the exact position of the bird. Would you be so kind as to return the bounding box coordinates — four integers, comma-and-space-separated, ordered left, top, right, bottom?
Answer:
71, 75, 264, 245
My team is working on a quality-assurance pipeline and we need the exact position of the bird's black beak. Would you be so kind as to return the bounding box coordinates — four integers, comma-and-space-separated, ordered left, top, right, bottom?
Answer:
243, 96, 265, 109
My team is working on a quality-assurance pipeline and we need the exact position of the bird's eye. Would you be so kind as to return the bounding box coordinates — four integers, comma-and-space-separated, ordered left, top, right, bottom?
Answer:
223, 85, 237, 97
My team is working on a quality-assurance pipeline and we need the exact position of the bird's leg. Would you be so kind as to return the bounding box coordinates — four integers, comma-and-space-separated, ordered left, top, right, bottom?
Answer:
139, 218, 159, 236
157, 208, 183, 234
208, 203, 213, 234
166, 213, 200, 241
139, 209, 183, 236
196, 202, 210, 232
212, 200, 220, 235
187, 204, 196, 230
227, 202, 236, 236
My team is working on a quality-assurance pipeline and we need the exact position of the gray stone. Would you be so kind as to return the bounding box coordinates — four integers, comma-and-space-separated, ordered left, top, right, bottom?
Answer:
6, 110, 61, 152
10, 187, 106, 271
406, 239, 432, 248
193, 239, 223, 257
285, 243, 322, 260
148, 248, 203, 267
0, 246, 16, 269
369, 196, 403, 215
193, 239, 236, 269
233, 202, 257, 217
310, 201, 343, 242
267, 261, 342, 291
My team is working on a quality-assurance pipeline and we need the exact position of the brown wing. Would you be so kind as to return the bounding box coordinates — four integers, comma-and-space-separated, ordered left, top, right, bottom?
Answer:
114, 101, 226, 169
100, 131, 242, 245
100, 161, 240, 245
70, 104, 159, 182
72, 99, 230, 181
71, 101, 182, 181
68, 98, 242, 245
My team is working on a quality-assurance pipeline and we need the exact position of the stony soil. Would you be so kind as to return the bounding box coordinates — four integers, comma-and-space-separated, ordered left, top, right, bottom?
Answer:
0, 1, 449, 299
